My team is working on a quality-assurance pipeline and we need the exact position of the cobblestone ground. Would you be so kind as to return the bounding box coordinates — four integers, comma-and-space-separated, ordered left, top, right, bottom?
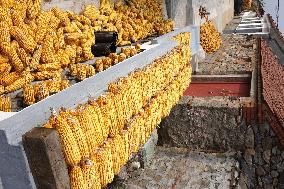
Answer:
238, 123, 284, 189
197, 34, 257, 75
122, 147, 238, 189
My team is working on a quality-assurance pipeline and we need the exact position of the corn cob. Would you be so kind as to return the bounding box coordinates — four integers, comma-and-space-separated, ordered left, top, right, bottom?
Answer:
29, 45, 42, 70
41, 34, 56, 64
10, 26, 37, 53
51, 7, 70, 27
87, 100, 106, 146
0, 85, 4, 95
0, 21, 10, 53
0, 7, 13, 28
94, 144, 114, 187
0, 54, 9, 64
95, 59, 104, 72
75, 107, 100, 155
37, 62, 61, 71
108, 136, 124, 174
60, 80, 70, 91
20, 23, 36, 40
35, 11, 52, 44
27, 0, 41, 20
0, 63, 11, 75
11, 10, 23, 26
5, 72, 34, 93
81, 159, 101, 189
33, 70, 62, 81
17, 48, 30, 67
70, 166, 87, 189
35, 82, 49, 101
23, 84, 35, 105
120, 130, 130, 163
0, 95, 11, 112
54, 113, 82, 166
66, 113, 90, 159
118, 53, 127, 62
45, 79, 61, 93
0, 72, 20, 86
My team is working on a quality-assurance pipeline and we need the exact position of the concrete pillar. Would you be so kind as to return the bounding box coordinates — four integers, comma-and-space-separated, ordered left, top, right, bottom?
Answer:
23, 128, 70, 189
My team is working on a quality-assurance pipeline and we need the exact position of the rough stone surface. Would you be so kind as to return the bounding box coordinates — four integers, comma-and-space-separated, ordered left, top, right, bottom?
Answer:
120, 147, 238, 189
158, 96, 246, 151
198, 34, 257, 75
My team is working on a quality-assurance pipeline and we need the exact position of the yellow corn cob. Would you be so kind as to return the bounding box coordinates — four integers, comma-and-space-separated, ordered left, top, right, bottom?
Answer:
20, 23, 36, 40
0, 54, 9, 64
0, 63, 11, 75
17, 48, 30, 67
108, 136, 124, 174
76, 68, 87, 81
0, 8, 13, 28
41, 34, 56, 64
23, 84, 35, 105
11, 10, 23, 26
0, 95, 11, 112
51, 7, 70, 27
27, 0, 41, 20
54, 113, 82, 166
95, 59, 104, 72
35, 11, 52, 44
0, 72, 20, 86
0, 21, 10, 53
60, 80, 70, 91
35, 82, 49, 101
4, 71, 34, 93
45, 79, 61, 93
120, 130, 130, 163
10, 26, 37, 53
29, 45, 42, 69
4, 77, 25, 93
75, 107, 100, 155
70, 166, 87, 189
81, 159, 101, 189
87, 100, 106, 146
0, 85, 4, 95
33, 70, 62, 81
94, 144, 114, 187
37, 62, 61, 71
66, 113, 90, 159
86, 65, 95, 77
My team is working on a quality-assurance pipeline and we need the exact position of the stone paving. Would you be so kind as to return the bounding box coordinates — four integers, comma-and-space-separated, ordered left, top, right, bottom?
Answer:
197, 34, 257, 75
123, 147, 238, 189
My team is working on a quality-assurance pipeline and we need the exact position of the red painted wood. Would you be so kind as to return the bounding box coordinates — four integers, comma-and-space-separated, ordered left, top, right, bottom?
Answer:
184, 82, 250, 97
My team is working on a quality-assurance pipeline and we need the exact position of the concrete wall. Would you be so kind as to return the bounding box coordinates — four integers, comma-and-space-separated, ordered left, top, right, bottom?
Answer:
166, 0, 234, 32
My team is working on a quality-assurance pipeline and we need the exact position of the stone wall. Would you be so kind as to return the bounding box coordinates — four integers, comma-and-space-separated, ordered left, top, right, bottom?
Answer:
158, 96, 249, 151
165, 0, 234, 32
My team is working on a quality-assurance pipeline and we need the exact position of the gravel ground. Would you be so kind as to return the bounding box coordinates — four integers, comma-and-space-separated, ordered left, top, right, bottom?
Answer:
197, 34, 257, 75
123, 147, 238, 189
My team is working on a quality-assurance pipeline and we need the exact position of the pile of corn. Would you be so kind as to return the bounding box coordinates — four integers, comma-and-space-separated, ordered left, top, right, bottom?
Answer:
83, 0, 174, 46
200, 21, 222, 54
94, 44, 141, 72
0, 0, 95, 95
0, 0, 173, 110
43, 32, 191, 189
23, 79, 70, 105
243, 0, 252, 10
